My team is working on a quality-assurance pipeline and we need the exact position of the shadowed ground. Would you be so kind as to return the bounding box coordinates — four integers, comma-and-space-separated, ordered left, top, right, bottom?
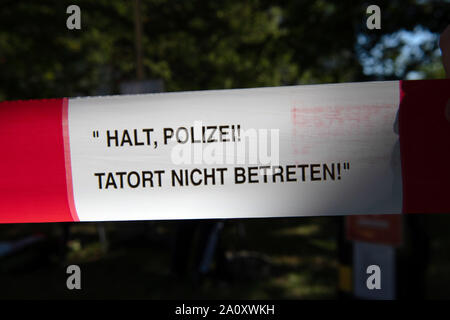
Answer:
0, 214, 448, 299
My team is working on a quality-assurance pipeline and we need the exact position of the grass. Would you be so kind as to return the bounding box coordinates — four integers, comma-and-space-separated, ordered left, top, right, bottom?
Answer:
0, 217, 338, 299
0, 214, 449, 299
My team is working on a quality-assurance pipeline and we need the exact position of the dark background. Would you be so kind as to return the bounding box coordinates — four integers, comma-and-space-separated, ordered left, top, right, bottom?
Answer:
0, 0, 449, 299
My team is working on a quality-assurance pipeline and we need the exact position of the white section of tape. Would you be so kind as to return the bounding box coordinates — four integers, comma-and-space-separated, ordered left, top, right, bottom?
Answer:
67, 81, 401, 221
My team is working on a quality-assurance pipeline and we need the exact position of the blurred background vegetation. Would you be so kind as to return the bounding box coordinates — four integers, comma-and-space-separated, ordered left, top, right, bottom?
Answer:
0, 0, 448, 101
0, 0, 449, 299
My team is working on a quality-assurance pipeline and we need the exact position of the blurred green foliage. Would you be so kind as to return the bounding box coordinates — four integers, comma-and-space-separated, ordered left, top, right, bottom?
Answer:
0, 0, 448, 101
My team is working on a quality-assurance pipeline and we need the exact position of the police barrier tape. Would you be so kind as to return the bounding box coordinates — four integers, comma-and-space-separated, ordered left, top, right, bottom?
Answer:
0, 79, 449, 223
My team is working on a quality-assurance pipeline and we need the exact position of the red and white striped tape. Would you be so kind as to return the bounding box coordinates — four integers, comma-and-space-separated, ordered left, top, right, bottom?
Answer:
0, 79, 449, 223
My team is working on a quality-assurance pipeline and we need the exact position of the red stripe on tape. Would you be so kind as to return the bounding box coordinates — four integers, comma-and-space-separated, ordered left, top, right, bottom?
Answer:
0, 98, 75, 223
399, 79, 450, 214
62, 98, 79, 222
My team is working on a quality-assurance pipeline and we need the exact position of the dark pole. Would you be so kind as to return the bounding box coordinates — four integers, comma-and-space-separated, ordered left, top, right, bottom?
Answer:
133, 0, 144, 80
